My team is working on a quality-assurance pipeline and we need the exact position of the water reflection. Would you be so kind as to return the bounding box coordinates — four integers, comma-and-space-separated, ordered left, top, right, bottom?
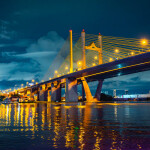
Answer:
0, 102, 150, 149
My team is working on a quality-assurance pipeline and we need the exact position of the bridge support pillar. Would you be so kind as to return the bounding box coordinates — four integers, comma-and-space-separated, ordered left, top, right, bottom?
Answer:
39, 85, 48, 101
82, 82, 85, 101
39, 90, 48, 101
81, 77, 94, 102
51, 82, 61, 102
47, 90, 51, 102
94, 80, 104, 101
65, 78, 78, 102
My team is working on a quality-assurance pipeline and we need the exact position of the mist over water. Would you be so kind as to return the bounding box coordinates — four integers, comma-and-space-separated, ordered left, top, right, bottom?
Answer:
0, 102, 150, 149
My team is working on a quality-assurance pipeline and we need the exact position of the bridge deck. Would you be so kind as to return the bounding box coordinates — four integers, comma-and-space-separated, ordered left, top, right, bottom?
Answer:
33, 52, 150, 87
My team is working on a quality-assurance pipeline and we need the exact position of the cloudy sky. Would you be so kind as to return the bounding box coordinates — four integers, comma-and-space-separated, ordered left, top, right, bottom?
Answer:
0, 0, 150, 94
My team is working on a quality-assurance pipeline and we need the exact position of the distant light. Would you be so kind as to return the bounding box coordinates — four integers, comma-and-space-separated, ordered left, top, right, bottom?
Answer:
49, 78, 51, 80
42, 80, 44, 82
26, 82, 28, 84
92, 63, 96, 66
29, 83, 34, 86
118, 73, 121, 76
55, 70, 58, 74
131, 51, 134, 55
77, 61, 82, 66
65, 66, 68, 70
109, 58, 113, 62
36, 82, 38, 84
115, 49, 119, 53
117, 64, 122, 68
32, 79, 34, 82
141, 39, 148, 46
94, 56, 98, 60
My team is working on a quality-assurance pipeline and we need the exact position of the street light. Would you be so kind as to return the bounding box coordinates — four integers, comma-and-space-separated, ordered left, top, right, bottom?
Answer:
109, 58, 113, 62
77, 61, 82, 66
141, 39, 148, 52
92, 63, 96, 66
115, 49, 119, 53
77, 61, 82, 70
131, 51, 134, 55
94, 56, 98, 60
141, 39, 148, 46
65, 66, 68, 70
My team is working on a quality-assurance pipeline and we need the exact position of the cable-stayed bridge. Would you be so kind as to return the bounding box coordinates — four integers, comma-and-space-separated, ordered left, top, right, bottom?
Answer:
3, 30, 150, 102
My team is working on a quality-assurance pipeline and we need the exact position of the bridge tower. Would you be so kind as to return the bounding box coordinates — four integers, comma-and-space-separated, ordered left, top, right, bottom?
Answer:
69, 30, 73, 73
81, 30, 103, 69
98, 33, 103, 64
81, 29, 86, 69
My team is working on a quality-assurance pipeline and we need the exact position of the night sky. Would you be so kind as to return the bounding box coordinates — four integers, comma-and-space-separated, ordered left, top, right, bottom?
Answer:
0, 0, 150, 94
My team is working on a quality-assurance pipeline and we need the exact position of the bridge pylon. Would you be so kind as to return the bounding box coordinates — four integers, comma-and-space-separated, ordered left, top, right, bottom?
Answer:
81, 30, 103, 69
98, 33, 103, 64
69, 30, 73, 73
81, 29, 86, 69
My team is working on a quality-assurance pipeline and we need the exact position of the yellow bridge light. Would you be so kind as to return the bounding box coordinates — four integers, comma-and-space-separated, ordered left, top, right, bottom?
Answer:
55, 70, 58, 74
42, 80, 44, 82
115, 49, 119, 53
92, 63, 96, 66
141, 39, 148, 46
21, 84, 24, 86
36, 82, 38, 84
32, 79, 34, 82
109, 58, 113, 62
65, 66, 68, 70
131, 51, 134, 55
49, 77, 51, 80
77, 61, 82, 66
26, 82, 28, 84
94, 56, 98, 60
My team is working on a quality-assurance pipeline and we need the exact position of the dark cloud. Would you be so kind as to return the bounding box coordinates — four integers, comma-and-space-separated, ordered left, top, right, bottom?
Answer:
0, 30, 64, 89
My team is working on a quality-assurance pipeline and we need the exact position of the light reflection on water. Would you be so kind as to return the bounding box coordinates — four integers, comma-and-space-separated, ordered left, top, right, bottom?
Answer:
0, 102, 150, 149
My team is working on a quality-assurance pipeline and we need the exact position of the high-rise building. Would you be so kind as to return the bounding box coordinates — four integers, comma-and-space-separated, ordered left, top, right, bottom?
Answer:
113, 89, 116, 97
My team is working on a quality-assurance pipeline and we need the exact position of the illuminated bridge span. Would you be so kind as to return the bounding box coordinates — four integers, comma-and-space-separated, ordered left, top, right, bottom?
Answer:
5, 30, 150, 102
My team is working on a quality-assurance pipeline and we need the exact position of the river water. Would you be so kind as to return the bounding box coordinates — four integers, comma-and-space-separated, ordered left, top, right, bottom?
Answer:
0, 102, 150, 150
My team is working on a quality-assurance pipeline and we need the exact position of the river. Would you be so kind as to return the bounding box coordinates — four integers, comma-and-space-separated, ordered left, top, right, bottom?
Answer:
0, 102, 150, 150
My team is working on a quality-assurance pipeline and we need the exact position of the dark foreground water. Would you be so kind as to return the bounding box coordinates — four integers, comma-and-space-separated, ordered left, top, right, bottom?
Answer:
0, 102, 150, 150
